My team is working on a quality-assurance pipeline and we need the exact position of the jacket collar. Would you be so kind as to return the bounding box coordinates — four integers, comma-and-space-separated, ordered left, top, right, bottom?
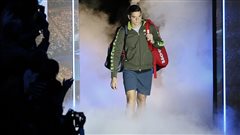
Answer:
127, 20, 147, 30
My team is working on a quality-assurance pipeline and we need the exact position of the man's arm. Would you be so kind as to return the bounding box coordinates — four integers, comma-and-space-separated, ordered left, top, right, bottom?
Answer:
110, 27, 125, 78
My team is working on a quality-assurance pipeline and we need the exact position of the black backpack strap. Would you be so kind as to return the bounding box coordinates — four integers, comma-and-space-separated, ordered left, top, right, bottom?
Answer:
124, 25, 128, 36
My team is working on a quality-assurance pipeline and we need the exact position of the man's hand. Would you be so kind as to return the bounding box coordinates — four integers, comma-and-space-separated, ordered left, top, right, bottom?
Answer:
111, 77, 117, 90
62, 77, 74, 91
146, 33, 154, 44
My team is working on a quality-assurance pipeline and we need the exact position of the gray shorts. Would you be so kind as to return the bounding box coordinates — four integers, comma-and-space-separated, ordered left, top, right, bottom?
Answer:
123, 69, 153, 95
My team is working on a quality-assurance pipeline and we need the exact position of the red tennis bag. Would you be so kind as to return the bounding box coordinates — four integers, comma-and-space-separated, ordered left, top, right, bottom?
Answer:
145, 19, 169, 78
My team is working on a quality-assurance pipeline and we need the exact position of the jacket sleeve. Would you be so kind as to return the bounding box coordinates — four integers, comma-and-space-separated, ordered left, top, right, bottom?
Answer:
150, 24, 165, 49
110, 27, 125, 78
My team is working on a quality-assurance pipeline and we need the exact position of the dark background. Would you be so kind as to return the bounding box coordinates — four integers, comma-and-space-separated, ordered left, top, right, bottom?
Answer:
79, 0, 130, 25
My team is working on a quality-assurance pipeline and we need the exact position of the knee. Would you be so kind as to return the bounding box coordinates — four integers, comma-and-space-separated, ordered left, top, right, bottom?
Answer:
127, 96, 136, 104
137, 95, 146, 103
126, 90, 136, 104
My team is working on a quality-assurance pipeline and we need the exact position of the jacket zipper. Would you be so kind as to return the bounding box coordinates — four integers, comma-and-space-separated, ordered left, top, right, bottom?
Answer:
138, 32, 142, 72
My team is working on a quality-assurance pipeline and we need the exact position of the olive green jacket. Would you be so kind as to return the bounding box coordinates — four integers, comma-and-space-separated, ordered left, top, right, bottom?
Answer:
110, 20, 164, 78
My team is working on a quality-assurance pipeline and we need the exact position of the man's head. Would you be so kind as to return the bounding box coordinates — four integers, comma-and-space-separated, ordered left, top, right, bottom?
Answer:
128, 5, 142, 27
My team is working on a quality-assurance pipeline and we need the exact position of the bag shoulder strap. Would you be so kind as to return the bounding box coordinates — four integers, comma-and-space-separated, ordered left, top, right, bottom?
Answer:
122, 25, 128, 51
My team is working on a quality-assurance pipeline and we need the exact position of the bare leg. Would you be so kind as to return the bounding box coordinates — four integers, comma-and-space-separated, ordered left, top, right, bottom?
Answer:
126, 90, 136, 118
137, 92, 147, 115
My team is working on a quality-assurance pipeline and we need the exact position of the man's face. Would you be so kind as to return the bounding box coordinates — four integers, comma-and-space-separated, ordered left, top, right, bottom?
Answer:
129, 11, 142, 27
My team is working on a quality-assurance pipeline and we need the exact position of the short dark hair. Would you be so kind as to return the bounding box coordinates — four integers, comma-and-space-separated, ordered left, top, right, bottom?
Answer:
128, 5, 142, 15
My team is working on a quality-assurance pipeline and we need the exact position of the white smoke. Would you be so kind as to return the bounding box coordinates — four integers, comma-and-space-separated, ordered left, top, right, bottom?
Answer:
130, 0, 141, 5
79, 0, 222, 134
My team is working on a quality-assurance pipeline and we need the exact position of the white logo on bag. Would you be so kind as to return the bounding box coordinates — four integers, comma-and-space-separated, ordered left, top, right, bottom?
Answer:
158, 50, 165, 63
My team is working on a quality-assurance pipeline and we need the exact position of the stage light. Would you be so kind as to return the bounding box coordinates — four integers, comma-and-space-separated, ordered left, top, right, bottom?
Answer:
72, 0, 76, 109
222, 0, 226, 134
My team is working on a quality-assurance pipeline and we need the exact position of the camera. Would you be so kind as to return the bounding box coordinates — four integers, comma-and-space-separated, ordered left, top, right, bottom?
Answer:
34, 5, 48, 33
72, 111, 86, 128
38, 5, 45, 13
63, 109, 86, 135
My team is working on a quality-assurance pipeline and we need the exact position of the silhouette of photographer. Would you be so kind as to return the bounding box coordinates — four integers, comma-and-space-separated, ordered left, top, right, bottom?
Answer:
0, 0, 85, 134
